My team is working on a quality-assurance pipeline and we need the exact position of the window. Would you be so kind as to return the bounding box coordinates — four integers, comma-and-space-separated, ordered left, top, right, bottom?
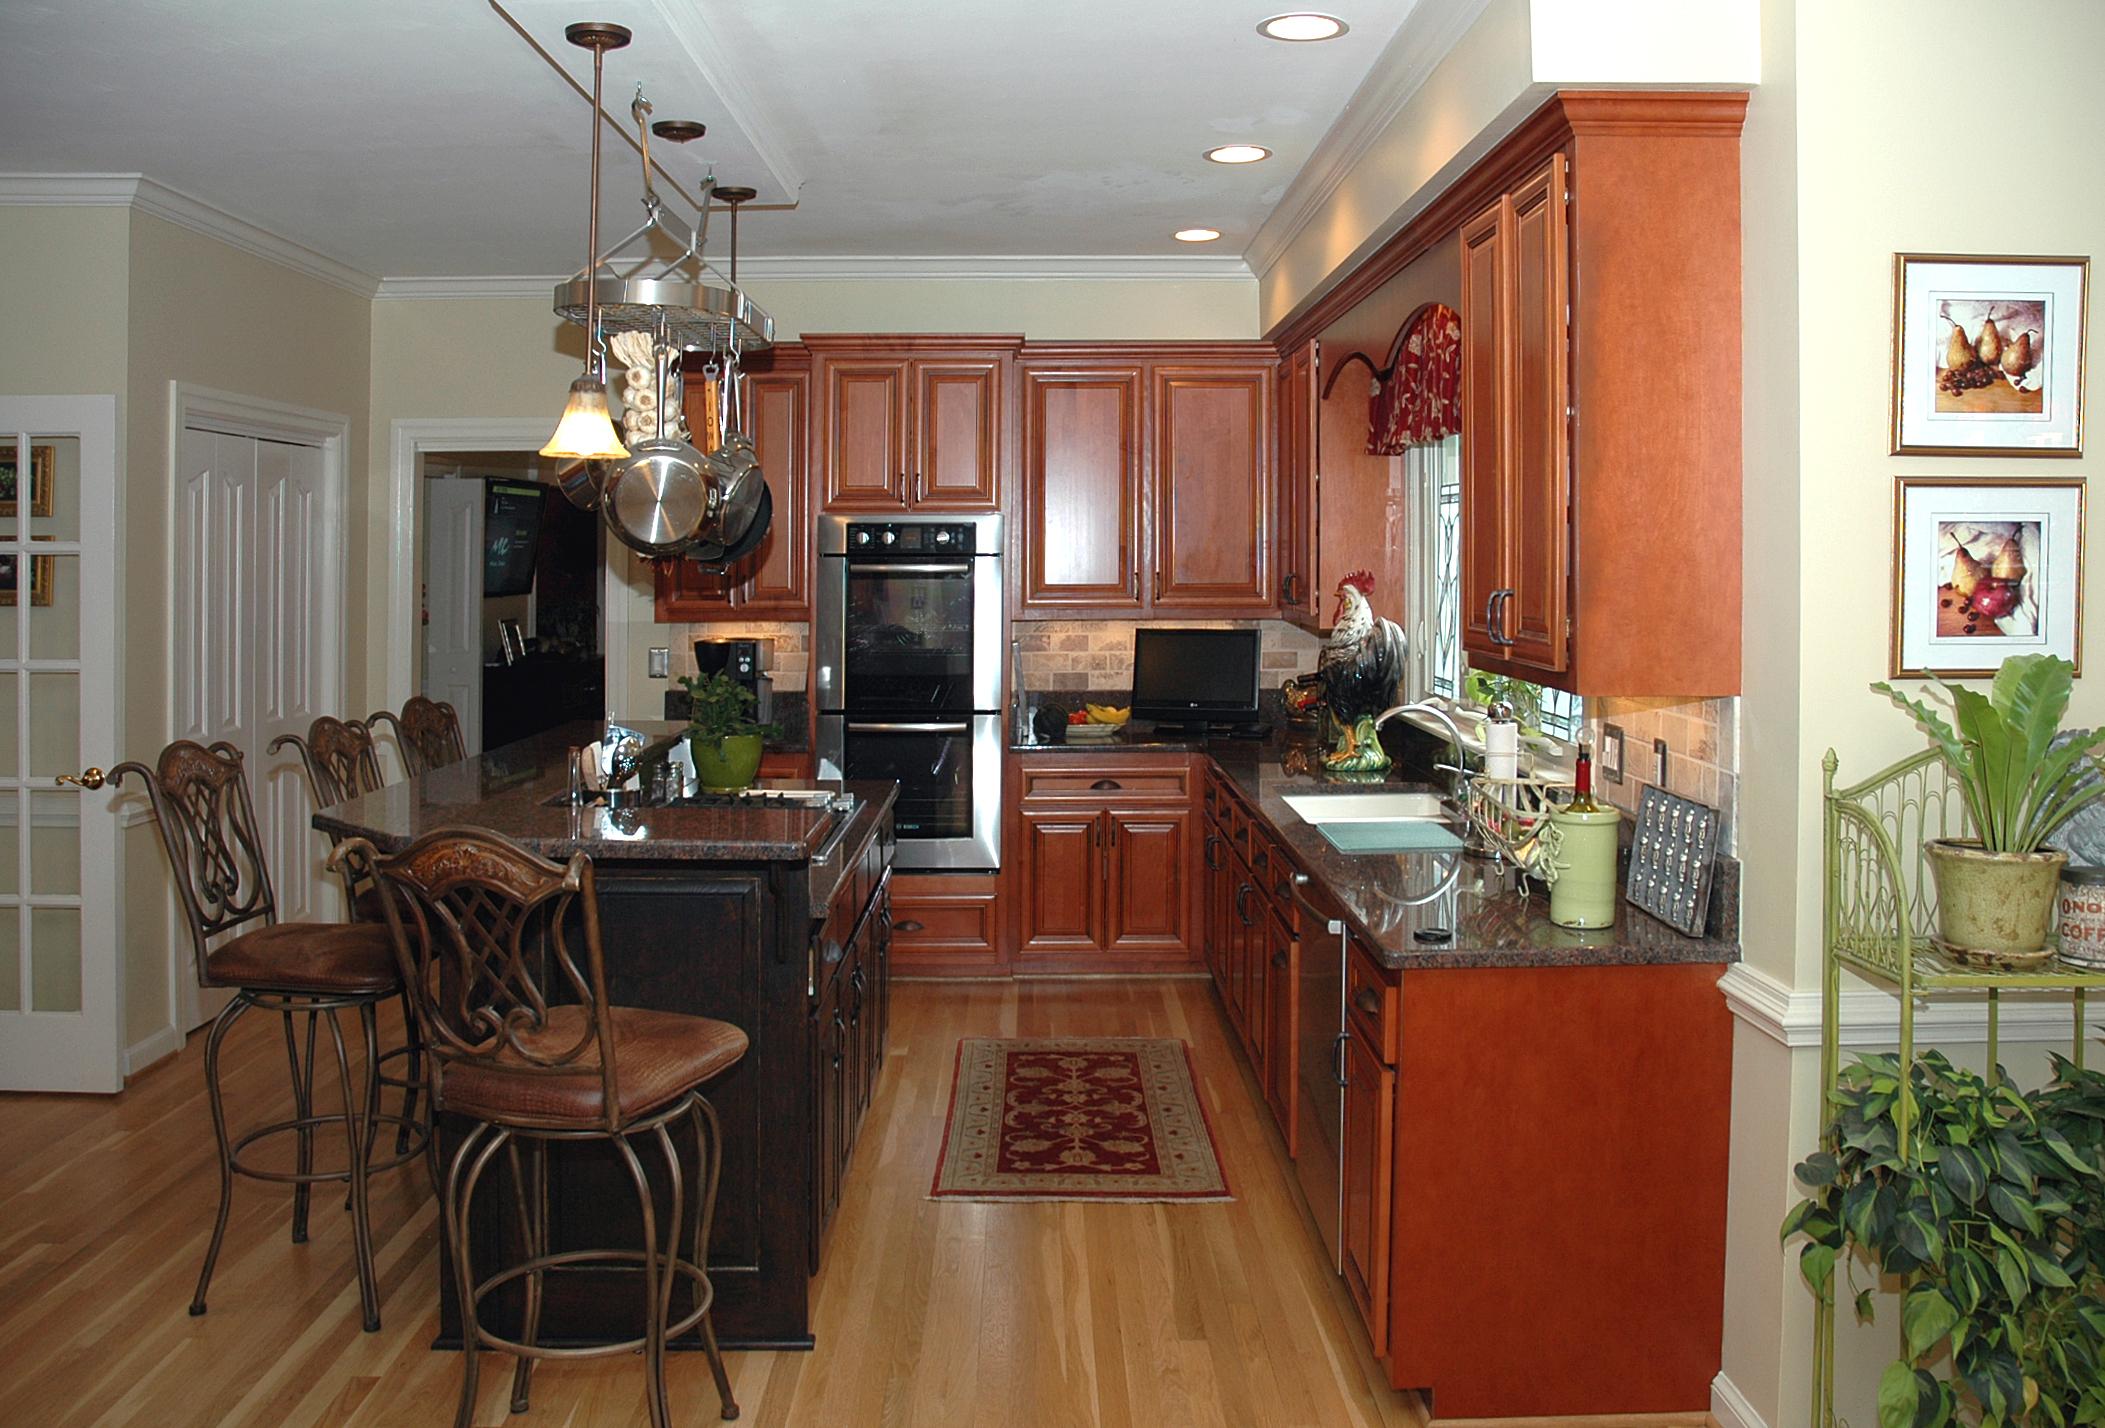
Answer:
1403, 433, 1583, 744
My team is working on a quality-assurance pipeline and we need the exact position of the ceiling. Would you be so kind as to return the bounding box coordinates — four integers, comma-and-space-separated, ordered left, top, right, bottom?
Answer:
0, 0, 1421, 279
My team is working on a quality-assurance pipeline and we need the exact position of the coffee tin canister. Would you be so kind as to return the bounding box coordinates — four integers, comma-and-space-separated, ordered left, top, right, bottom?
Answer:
2057, 865, 2105, 968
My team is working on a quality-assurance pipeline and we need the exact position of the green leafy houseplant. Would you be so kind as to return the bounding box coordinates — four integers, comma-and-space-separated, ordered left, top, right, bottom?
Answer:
679, 672, 778, 793
1873, 654, 2105, 959
1784, 1051, 2105, 1428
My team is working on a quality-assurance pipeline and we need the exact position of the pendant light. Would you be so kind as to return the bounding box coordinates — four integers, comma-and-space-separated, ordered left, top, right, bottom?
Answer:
541, 21, 632, 462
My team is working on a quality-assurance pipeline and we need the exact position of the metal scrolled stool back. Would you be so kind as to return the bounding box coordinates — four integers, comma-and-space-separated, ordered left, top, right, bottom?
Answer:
368, 695, 469, 777
336, 825, 748, 1427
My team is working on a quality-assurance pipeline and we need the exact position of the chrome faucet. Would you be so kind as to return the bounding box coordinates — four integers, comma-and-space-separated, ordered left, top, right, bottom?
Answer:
1372, 702, 1471, 806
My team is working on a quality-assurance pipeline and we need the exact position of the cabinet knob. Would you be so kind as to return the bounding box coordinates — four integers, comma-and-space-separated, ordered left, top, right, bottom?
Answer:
895, 919, 925, 934
1353, 986, 1383, 1017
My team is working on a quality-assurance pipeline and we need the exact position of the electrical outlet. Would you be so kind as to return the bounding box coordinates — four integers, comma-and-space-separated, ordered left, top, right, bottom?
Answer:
1599, 723, 1624, 783
647, 647, 670, 679
1653, 737, 1670, 788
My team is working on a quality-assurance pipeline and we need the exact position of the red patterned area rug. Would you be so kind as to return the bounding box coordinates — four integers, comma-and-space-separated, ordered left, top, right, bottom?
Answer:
930, 1037, 1233, 1202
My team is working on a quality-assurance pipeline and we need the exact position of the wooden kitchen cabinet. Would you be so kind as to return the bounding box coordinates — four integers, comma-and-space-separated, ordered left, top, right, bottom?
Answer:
809, 336, 1016, 513
1341, 1021, 1395, 1347
1276, 340, 1320, 622
888, 871, 1003, 976
1009, 754, 1200, 970
654, 346, 812, 620
1018, 344, 1278, 618
1263, 908, 1297, 1151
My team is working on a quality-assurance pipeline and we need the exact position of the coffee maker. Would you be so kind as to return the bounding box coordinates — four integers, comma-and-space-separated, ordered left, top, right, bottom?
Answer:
693, 637, 774, 722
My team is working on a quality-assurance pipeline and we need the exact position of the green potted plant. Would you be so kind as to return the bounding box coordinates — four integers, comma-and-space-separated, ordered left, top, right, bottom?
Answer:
1873, 654, 2105, 963
680, 671, 779, 794
1783, 1051, 2105, 1427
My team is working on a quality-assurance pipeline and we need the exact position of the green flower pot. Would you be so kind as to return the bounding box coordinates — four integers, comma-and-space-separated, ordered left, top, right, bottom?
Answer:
690, 732, 764, 794
1924, 838, 2067, 961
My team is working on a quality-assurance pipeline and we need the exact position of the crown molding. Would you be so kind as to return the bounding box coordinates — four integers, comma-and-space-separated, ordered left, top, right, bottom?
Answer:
374, 254, 1257, 299
1242, 0, 1496, 280
644, 0, 805, 203
1718, 962, 2100, 1051
0, 172, 380, 297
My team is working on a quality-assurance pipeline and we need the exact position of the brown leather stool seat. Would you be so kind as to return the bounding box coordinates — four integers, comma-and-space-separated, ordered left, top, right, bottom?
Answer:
445, 1008, 749, 1129
204, 921, 400, 996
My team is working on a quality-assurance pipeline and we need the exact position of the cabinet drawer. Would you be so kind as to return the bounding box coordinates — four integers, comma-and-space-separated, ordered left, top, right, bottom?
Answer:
1017, 761, 1191, 804
890, 872, 1002, 972
1345, 937, 1399, 1064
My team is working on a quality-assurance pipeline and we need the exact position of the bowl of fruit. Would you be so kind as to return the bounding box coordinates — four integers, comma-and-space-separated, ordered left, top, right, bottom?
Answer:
1065, 704, 1130, 741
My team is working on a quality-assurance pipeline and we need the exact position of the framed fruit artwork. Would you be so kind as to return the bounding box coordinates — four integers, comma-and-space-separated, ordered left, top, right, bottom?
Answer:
1891, 476, 2084, 678
1891, 253, 2088, 456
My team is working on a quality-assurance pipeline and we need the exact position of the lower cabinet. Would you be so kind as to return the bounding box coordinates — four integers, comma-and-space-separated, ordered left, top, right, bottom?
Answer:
889, 871, 1003, 975
1341, 1024, 1394, 1346
1263, 909, 1297, 1152
1010, 755, 1199, 970
809, 874, 890, 1266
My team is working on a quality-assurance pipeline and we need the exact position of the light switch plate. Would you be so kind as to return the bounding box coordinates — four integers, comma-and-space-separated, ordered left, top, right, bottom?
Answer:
1653, 737, 1670, 788
1599, 723, 1624, 783
647, 647, 670, 678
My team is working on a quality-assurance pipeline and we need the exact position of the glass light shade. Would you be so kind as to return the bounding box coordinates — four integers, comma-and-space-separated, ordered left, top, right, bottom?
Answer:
540, 377, 630, 460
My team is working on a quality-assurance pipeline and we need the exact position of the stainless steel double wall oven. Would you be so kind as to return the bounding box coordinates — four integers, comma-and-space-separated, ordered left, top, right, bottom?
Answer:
816, 513, 1002, 871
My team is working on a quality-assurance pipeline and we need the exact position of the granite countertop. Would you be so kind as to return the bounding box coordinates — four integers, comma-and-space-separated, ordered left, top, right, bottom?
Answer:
1011, 726, 1740, 972
316, 720, 894, 863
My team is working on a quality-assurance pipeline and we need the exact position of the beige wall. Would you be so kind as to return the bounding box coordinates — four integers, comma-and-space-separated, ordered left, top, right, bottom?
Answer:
0, 208, 131, 397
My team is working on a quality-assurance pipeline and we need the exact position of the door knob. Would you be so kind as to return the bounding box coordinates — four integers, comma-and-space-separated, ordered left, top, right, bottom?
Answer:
56, 767, 105, 790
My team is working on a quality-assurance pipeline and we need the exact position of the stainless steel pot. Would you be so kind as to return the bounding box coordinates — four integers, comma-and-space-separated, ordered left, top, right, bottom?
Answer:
601, 343, 723, 556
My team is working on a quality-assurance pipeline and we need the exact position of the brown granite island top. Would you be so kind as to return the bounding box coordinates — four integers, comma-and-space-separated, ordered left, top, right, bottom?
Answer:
1015, 729, 1740, 972
316, 720, 896, 865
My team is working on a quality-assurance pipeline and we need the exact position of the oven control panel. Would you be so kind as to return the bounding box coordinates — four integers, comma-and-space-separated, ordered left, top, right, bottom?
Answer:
845, 522, 979, 554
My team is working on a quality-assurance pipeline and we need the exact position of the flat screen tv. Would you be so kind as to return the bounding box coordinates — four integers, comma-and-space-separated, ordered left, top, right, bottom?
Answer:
1129, 627, 1261, 728
483, 481, 545, 598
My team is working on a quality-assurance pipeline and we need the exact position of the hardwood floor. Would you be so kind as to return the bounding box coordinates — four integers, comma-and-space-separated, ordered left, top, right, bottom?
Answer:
0, 981, 1438, 1427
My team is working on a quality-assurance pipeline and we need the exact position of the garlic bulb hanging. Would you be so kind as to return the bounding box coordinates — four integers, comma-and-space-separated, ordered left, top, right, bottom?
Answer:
607, 330, 686, 445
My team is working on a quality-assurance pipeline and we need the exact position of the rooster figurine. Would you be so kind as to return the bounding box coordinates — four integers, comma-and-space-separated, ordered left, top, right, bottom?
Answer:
1318, 570, 1407, 772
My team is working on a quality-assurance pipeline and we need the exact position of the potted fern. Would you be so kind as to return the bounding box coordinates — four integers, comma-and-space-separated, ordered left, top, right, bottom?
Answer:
1874, 654, 2105, 964
680, 671, 778, 794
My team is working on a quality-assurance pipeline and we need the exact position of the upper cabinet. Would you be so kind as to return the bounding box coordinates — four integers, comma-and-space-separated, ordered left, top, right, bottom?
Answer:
1276, 341, 1320, 623
1017, 344, 1277, 618
809, 336, 1017, 512
654, 344, 812, 621
1280, 91, 1748, 696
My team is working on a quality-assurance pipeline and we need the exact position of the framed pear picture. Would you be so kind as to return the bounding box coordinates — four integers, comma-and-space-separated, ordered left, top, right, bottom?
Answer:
1891, 253, 2089, 456
1892, 476, 2085, 678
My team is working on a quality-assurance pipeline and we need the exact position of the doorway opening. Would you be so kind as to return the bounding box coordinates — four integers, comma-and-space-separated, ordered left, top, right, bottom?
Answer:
419, 451, 604, 755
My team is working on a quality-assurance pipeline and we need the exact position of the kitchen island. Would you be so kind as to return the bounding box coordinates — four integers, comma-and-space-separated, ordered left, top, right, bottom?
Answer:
317, 723, 896, 1352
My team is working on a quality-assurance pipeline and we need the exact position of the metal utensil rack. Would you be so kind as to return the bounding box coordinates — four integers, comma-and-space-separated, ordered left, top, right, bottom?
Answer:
1810, 746, 2105, 1426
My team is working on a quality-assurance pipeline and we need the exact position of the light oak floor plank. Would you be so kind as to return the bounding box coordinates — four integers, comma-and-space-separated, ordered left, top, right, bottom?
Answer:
0, 978, 1668, 1427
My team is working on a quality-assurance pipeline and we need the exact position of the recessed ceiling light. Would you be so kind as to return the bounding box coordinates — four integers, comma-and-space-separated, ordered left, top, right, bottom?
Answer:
1204, 144, 1273, 165
1174, 228, 1223, 243
1258, 12, 1349, 41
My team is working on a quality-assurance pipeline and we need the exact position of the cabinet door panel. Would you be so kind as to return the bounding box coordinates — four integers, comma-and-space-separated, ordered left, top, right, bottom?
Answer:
1459, 199, 1508, 662
1153, 366, 1272, 609
914, 360, 1003, 510
1105, 809, 1189, 954
1503, 155, 1572, 674
1021, 369, 1145, 610
738, 365, 812, 611
1278, 343, 1320, 623
1016, 810, 1101, 953
1342, 1030, 1394, 1347
1202, 822, 1230, 988
820, 360, 909, 510
1265, 911, 1297, 1153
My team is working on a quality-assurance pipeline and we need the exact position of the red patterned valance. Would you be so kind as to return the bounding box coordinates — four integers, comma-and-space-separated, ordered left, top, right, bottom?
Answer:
1367, 302, 1462, 454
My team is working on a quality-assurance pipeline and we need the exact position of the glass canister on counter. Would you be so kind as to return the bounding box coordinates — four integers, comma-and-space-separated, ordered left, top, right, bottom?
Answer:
2058, 865, 2105, 968
1549, 746, 1621, 929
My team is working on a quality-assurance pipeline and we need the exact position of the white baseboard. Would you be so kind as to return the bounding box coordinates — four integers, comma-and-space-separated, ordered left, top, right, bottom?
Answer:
1710, 1370, 1768, 1428
1719, 961, 2100, 1050
124, 1023, 183, 1079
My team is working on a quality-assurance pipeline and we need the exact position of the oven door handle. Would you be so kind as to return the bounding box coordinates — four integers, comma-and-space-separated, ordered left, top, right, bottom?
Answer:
844, 721, 972, 735
845, 560, 974, 576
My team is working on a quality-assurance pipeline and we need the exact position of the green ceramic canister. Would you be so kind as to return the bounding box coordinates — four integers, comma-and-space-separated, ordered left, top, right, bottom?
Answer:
1549, 805, 1622, 929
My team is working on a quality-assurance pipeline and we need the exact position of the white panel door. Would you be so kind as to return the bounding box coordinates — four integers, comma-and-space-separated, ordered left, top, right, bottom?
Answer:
422, 477, 484, 755
0, 398, 121, 1093
255, 438, 334, 924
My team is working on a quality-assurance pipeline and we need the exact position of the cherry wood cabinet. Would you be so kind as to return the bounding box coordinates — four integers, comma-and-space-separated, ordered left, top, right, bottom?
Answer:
1341, 1016, 1394, 1346
808, 336, 1015, 513
1018, 344, 1277, 618
1263, 907, 1297, 1150
1009, 753, 1199, 970
653, 346, 812, 620
1275, 340, 1320, 622
887, 871, 1003, 976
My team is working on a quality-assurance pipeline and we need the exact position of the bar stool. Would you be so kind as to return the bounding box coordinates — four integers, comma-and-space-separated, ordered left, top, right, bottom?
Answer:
339, 826, 746, 1427
367, 695, 468, 776
272, 714, 428, 1157
112, 740, 431, 1332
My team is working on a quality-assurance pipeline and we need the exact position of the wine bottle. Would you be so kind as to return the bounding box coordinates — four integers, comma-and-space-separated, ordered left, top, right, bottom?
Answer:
1568, 747, 1602, 813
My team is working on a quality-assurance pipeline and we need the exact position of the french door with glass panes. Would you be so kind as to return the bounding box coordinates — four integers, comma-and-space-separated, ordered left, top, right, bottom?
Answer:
0, 398, 120, 1092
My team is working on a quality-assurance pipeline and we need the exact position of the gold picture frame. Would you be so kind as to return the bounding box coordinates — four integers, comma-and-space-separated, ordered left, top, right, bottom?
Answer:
1890, 475, 2086, 678
1890, 253, 2089, 457
0, 442, 56, 519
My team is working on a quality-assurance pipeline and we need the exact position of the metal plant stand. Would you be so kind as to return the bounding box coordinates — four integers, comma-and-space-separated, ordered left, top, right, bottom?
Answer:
1811, 748, 2105, 1425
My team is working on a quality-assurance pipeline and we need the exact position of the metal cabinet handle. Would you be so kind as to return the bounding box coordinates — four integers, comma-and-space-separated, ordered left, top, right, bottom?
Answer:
1353, 986, 1383, 1017
895, 919, 926, 934
1489, 588, 1517, 647
846, 720, 971, 734
1089, 778, 1122, 791
1281, 570, 1302, 605
1333, 1032, 1348, 1089
1203, 835, 1224, 871
1272, 951, 1289, 969
1235, 884, 1257, 927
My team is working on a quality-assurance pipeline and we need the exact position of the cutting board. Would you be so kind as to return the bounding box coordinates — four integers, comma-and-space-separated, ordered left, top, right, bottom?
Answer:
1318, 821, 1464, 854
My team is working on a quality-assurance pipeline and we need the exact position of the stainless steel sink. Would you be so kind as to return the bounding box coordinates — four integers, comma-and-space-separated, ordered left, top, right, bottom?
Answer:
1279, 790, 1450, 824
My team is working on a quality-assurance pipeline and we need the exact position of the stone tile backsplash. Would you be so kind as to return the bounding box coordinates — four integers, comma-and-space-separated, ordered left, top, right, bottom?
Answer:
1017, 619, 1324, 692
1586, 697, 1740, 854
670, 621, 810, 687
